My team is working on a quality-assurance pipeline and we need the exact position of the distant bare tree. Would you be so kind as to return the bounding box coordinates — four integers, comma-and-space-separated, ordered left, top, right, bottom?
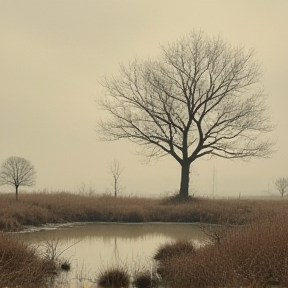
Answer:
0, 156, 36, 200
108, 159, 124, 197
77, 182, 96, 196
98, 31, 274, 199
274, 177, 288, 197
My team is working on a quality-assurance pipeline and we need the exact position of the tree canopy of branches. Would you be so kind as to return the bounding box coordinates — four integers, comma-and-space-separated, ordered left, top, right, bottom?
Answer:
0, 156, 36, 200
274, 177, 288, 197
98, 31, 274, 199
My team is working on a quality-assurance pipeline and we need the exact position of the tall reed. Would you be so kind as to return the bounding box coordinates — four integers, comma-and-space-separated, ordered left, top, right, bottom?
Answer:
1, 192, 287, 231
0, 232, 56, 287
157, 213, 288, 288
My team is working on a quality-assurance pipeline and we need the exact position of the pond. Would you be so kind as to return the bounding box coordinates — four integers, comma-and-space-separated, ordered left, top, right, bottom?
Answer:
13, 222, 207, 287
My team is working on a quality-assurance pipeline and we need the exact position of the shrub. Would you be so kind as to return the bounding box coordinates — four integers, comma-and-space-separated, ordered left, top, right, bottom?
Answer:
60, 261, 71, 271
153, 240, 195, 261
0, 232, 57, 288
97, 265, 130, 287
133, 270, 159, 288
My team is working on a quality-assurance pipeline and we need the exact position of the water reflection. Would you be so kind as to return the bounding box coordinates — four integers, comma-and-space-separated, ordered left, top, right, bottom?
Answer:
14, 222, 206, 287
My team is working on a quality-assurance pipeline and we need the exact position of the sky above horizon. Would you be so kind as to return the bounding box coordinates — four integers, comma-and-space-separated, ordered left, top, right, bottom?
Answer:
1, 0, 288, 198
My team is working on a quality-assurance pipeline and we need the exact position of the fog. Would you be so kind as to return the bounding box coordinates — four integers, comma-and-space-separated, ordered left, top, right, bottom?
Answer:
1, 0, 287, 198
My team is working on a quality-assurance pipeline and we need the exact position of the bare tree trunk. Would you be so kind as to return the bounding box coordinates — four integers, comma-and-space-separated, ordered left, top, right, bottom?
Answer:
114, 178, 117, 198
179, 162, 190, 199
15, 185, 18, 201
109, 159, 124, 198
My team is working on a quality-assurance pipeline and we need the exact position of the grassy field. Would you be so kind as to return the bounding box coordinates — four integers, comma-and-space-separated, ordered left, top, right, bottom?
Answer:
1, 192, 288, 287
0, 191, 286, 231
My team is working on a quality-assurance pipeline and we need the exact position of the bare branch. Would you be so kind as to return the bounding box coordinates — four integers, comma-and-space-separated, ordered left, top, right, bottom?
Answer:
274, 177, 288, 197
0, 156, 36, 200
97, 31, 274, 198
108, 159, 125, 197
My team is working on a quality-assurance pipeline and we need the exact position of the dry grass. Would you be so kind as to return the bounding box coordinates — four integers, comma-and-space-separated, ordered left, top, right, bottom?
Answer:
157, 212, 288, 288
0, 232, 57, 288
133, 270, 159, 288
96, 264, 130, 287
153, 240, 195, 261
1, 192, 288, 231
2, 192, 288, 287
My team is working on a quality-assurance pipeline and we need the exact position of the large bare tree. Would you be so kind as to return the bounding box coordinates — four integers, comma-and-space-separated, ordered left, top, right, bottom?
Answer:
0, 156, 36, 200
98, 32, 274, 199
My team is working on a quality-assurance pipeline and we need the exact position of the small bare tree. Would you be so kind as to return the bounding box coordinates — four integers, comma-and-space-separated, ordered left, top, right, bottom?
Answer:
108, 159, 124, 197
98, 31, 274, 199
275, 177, 288, 197
0, 156, 36, 200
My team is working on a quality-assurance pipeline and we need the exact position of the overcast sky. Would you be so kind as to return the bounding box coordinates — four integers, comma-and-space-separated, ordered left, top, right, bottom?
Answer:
1, 0, 287, 197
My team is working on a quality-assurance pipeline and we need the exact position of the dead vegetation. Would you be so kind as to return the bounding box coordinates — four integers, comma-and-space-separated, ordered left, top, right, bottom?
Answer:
0, 232, 57, 288
96, 263, 130, 288
1, 192, 288, 287
0, 192, 286, 231
153, 240, 195, 261
156, 213, 288, 288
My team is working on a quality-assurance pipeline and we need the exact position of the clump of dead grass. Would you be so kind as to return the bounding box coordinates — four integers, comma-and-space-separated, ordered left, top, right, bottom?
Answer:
0, 232, 57, 288
96, 264, 130, 287
153, 240, 195, 261
133, 270, 159, 288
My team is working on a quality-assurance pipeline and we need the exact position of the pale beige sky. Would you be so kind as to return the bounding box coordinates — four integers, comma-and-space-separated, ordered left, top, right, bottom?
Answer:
0, 0, 287, 197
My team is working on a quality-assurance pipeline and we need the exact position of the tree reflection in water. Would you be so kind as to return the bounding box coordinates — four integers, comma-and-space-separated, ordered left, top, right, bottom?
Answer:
14, 223, 206, 287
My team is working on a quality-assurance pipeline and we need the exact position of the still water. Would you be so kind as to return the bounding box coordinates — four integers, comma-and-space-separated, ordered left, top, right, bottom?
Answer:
14, 222, 206, 287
